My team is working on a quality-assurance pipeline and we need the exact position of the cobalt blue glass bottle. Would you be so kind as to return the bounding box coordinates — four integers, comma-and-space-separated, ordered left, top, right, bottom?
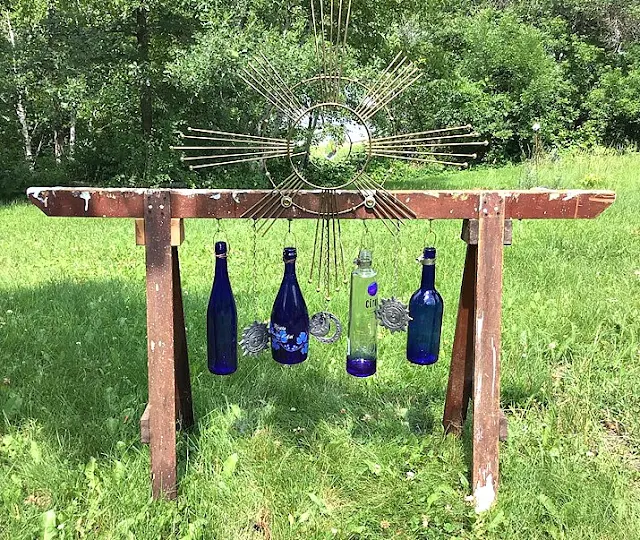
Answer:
270, 247, 310, 365
346, 249, 378, 377
406, 247, 444, 365
207, 241, 238, 375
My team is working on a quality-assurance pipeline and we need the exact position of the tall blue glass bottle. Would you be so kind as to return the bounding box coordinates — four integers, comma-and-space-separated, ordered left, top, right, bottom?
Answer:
270, 247, 310, 365
207, 241, 238, 375
406, 247, 444, 365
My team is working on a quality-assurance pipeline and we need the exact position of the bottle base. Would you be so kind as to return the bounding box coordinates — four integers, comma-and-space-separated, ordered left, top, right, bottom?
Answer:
346, 357, 376, 377
273, 352, 307, 365
407, 354, 438, 366
208, 365, 237, 375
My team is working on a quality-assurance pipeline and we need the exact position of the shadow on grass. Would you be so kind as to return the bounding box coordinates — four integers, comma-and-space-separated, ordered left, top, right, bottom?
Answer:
2, 279, 451, 470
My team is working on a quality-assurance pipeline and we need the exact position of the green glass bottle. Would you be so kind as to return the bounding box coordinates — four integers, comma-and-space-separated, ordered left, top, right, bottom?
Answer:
346, 249, 378, 377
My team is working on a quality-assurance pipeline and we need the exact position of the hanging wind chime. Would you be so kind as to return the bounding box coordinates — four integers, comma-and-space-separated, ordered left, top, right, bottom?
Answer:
172, 0, 487, 372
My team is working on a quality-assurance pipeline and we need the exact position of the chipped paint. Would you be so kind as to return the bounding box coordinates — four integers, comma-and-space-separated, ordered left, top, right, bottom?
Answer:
79, 191, 91, 211
210, 193, 221, 200
548, 193, 560, 201
232, 191, 241, 203
155, 283, 159, 292
562, 190, 580, 201
151, 341, 156, 353
474, 474, 495, 513
27, 187, 48, 207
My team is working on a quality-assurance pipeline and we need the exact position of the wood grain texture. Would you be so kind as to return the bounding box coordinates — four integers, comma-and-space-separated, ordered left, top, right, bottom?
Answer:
144, 191, 178, 500
443, 242, 477, 436
140, 404, 150, 445
472, 192, 505, 513
172, 246, 194, 431
26, 187, 615, 220
136, 218, 185, 246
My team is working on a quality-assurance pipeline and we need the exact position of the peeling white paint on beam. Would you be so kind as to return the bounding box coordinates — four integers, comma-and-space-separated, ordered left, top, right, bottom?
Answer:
79, 191, 91, 211
26, 187, 48, 207
474, 474, 496, 513
562, 190, 581, 201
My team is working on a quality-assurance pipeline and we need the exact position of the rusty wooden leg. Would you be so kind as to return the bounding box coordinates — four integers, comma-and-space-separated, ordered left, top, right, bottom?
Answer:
472, 193, 505, 512
172, 245, 194, 430
145, 191, 178, 500
443, 237, 477, 435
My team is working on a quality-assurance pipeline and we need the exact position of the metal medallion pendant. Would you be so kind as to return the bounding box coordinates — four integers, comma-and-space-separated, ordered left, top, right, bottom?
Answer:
309, 311, 343, 344
240, 321, 270, 356
376, 297, 410, 333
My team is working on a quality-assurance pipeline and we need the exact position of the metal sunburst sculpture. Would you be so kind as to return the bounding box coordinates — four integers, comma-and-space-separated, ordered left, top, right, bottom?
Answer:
172, 0, 487, 351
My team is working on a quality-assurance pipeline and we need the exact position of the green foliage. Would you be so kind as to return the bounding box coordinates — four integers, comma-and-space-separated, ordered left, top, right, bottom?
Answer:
1, 0, 640, 194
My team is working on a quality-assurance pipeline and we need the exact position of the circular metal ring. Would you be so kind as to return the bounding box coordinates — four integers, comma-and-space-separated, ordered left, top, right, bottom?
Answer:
281, 196, 293, 208
286, 102, 372, 190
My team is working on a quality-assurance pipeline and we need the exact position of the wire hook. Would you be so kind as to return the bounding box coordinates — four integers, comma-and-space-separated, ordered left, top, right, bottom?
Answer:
360, 219, 371, 250
284, 218, 297, 247
214, 218, 230, 252
425, 219, 437, 247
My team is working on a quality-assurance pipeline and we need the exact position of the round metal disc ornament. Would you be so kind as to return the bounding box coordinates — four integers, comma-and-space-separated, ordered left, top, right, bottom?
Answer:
309, 311, 342, 344
376, 297, 410, 333
240, 321, 270, 356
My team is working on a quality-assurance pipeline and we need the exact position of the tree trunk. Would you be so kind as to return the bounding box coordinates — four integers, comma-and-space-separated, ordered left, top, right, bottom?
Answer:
136, 7, 152, 139
69, 109, 76, 160
53, 128, 64, 164
5, 12, 34, 170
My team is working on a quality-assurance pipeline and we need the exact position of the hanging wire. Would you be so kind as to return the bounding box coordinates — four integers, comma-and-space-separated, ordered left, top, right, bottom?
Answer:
283, 218, 297, 248
214, 218, 231, 252
251, 219, 258, 298
359, 219, 371, 250
424, 219, 437, 247
392, 219, 400, 295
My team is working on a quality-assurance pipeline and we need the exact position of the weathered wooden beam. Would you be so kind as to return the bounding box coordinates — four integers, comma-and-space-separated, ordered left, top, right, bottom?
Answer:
172, 246, 193, 431
26, 187, 615, 220
472, 193, 505, 513
144, 191, 178, 500
136, 218, 184, 246
443, 243, 477, 436
462, 218, 512, 245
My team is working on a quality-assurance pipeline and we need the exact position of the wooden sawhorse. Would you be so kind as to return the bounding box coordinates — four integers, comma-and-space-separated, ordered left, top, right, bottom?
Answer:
27, 187, 614, 509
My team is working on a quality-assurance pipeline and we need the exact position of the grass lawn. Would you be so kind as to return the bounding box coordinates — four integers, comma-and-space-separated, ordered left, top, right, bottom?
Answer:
1, 152, 639, 539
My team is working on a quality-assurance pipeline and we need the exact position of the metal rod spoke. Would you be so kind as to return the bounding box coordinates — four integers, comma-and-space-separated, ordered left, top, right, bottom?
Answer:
182, 149, 297, 161
367, 149, 478, 159
371, 125, 472, 142
370, 132, 482, 146
185, 128, 288, 144
370, 153, 468, 168
188, 151, 305, 169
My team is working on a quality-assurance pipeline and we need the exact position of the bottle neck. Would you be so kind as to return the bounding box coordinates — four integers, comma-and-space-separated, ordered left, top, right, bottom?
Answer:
421, 262, 435, 290
214, 255, 229, 280
284, 260, 297, 277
